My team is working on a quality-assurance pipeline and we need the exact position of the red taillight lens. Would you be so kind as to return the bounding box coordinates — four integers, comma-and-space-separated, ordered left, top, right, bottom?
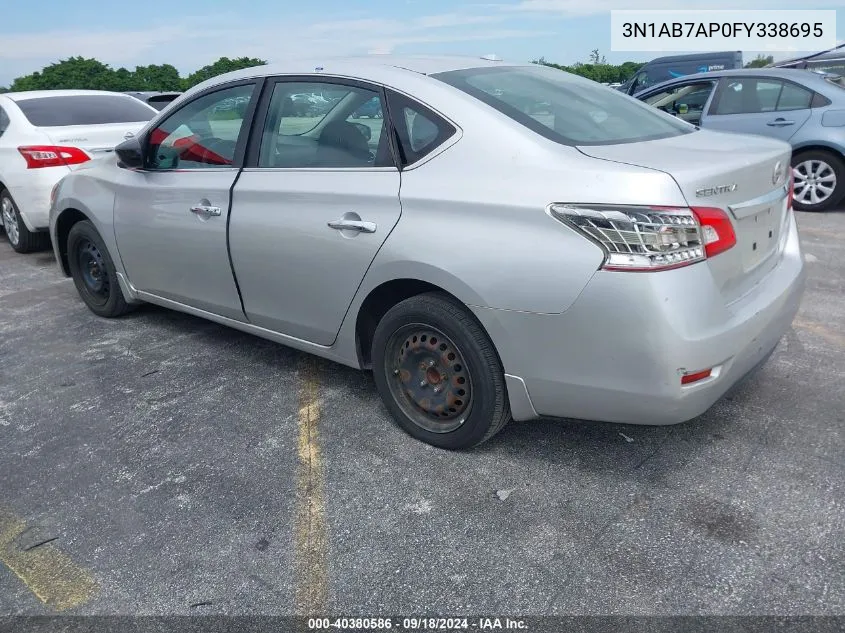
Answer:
690, 206, 737, 258
18, 145, 90, 169
787, 172, 795, 211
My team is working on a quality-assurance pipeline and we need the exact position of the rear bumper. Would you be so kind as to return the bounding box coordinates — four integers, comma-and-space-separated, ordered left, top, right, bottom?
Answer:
6, 166, 70, 231
474, 212, 806, 424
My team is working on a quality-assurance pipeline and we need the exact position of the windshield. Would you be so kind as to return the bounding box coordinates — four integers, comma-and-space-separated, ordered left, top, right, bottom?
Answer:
433, 65, 693, 146
17, 95, 155, 127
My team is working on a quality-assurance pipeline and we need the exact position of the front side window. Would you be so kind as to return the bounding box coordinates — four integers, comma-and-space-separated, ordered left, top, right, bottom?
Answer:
146, 83, 256, 170
434, 65, 693, 146
16, 95, 155, 127
258, 81, 390, 168
642, 81, 717, 125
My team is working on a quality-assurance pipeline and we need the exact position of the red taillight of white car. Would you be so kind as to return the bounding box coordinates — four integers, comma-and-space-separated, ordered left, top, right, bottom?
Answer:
18, 145, 90, 169
549, 203, 737, 272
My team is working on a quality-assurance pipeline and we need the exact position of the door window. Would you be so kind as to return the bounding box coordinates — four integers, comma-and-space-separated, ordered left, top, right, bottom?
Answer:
642, 81, 716, 125
145, 83, 256, 170
258, 81, 390, 168
713, 78, 813, 115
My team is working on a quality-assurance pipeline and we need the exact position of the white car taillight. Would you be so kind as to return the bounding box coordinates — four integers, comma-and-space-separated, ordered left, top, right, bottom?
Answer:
18, 145, 90, 169
549, 203, 736, 272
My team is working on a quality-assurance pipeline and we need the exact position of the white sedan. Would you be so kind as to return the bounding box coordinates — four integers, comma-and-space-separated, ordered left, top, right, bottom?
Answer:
0, 90, 157, 252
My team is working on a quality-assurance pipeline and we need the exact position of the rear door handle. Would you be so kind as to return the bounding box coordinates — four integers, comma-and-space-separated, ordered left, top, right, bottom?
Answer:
767, 118, 795, 127
327, 219, 377, 233
190, 205, 221, 216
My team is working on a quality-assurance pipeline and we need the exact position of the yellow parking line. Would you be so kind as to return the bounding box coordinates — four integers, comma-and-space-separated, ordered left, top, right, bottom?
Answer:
0, 511, 98, 611
294, 357, 328, 615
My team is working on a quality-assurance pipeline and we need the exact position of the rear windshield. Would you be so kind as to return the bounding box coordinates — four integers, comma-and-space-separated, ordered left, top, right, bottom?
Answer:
146, 95, 180, 110
824, 74, 845, 89
433, 65, 693, 146
17, 95, 155, 127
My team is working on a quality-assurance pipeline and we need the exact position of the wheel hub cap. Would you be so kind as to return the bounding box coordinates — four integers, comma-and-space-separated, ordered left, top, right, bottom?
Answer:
1, 198, 19, 246
390, 327, 472, 433
78, 240, 109, 298
793, 160, 837, 206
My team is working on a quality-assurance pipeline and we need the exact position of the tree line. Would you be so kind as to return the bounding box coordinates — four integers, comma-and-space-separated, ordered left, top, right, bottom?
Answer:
0, 50, 770, 94
0, 56, 268, 93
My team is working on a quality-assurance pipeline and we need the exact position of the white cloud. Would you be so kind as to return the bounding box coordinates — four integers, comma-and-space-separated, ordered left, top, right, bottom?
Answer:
505, 0, 845, 14
0, 10, 540, 84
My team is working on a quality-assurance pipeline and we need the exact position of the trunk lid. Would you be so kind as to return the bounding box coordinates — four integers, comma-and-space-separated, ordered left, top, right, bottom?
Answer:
577, 129, 792, 303
40, 122, 148, 169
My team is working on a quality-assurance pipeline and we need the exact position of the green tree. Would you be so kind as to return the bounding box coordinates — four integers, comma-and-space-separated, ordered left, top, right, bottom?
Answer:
11, 57, 116, 91
183, 56, 267, 89
745, 54, 774, 68
133, 64, 182, 91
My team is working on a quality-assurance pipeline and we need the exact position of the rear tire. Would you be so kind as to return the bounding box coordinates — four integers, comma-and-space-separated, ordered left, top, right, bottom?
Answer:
791, 150, 845, 212
67, 220, 131, 318
371, 292, 511, 450
1, 189, 50, 253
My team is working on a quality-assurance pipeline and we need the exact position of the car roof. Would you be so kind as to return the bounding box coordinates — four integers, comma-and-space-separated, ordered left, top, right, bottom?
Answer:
3, 89, 140, 102
770, 48, 845, 66
187, 55, 528, 92
640, 67, 842, 93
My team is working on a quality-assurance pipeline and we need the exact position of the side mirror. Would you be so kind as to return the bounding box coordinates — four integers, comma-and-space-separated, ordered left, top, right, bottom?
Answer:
115, 136, 145, 169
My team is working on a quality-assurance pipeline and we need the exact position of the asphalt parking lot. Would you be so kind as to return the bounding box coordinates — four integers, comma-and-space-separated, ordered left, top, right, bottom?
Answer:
0, 209, 843, 618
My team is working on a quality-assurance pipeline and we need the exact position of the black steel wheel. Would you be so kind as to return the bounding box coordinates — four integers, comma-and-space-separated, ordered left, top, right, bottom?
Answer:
67, 220, 131, 318
372, 292, 511, 450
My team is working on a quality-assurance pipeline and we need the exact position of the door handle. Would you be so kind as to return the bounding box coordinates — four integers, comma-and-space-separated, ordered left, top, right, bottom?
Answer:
766, 118, 795, 127
190, 204, 221, 216
327, 219, 377, 233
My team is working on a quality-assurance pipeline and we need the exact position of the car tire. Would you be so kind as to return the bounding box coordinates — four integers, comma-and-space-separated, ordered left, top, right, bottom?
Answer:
371, 292, 511, 450
1, 189, 50, 253
791, 150, 845, 212
67, 220, 131, 318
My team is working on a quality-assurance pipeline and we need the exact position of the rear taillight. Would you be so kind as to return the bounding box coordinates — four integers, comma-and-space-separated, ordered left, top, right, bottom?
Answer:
690, 206, 737, 258
18, 145, 90, 169
787, 172, 795, 211
549, 203, 736, 272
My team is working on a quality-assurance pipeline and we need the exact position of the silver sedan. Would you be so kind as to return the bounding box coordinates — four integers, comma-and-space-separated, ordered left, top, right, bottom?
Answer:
50, 56, 806, 449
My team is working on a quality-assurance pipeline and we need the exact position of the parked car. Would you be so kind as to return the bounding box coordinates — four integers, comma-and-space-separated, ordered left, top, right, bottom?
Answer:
50, 56, 805, 449
0, 90, 157, 252
352, 96, 383, 119
636, 68, 845, 211
125, 91, 182, 111
618, 51, 743, 96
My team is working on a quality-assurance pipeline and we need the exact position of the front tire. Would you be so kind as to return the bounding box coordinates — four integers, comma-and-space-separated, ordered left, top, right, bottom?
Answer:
791, 150, 845, 212
67, 220, 130, 318
1, 189, 50, 253
372, 292, 511, 450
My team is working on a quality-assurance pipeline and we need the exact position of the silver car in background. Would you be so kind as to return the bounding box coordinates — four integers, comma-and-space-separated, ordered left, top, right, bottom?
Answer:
49, 56, 805, 449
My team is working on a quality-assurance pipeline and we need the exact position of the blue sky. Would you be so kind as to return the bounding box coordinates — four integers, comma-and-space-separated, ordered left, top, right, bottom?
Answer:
1, 0, 843, 85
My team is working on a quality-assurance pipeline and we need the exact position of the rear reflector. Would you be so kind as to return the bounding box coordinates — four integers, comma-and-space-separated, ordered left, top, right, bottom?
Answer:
787, 172, 795, 211
18, 145, 90, 169
681, 369, 712, 385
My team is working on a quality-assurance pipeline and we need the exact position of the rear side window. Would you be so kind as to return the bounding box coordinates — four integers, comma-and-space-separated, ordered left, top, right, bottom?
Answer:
434, 65, 692, 146
386, 91, 455, 165
712, 78, 812, 115
0, 106, 9, 136
16, 95, 155, 127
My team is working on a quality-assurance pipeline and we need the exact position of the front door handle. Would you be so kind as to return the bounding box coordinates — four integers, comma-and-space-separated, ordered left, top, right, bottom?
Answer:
767, 118, 795, 127
190, 204, 221, 217
327, 219, 377, 233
